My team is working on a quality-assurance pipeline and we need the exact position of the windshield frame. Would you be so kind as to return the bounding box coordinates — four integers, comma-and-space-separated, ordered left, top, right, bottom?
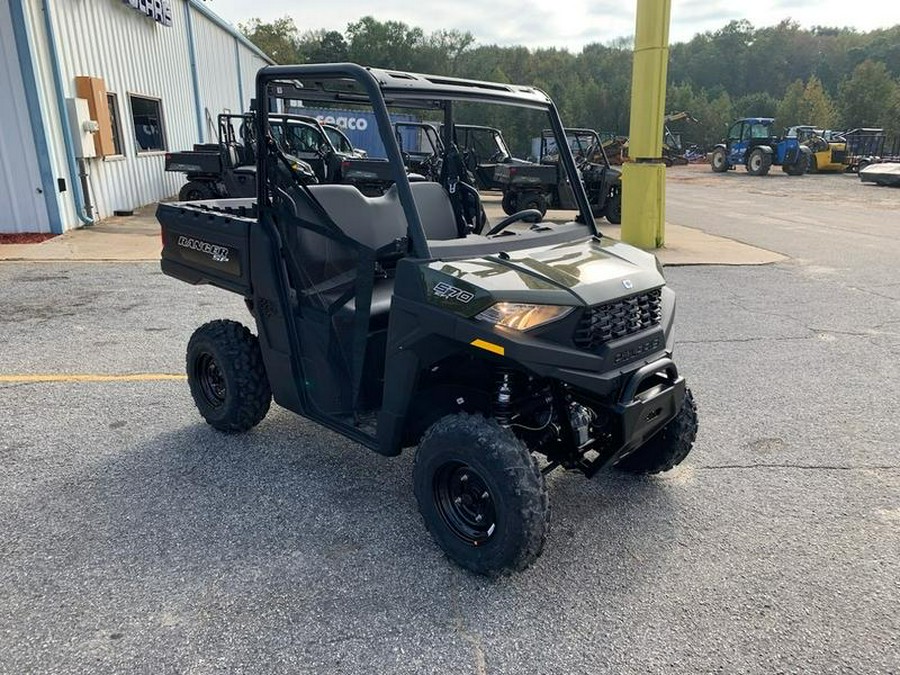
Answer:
256, 64, 599, 258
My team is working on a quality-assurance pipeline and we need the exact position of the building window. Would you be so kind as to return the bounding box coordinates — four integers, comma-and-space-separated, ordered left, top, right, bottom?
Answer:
106, 93, 124, 156
129, 94, 166, 152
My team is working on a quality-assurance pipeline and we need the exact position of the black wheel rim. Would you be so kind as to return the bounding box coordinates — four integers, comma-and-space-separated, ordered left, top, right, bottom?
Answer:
196, 352, 226, 408
433, 462, 497, 545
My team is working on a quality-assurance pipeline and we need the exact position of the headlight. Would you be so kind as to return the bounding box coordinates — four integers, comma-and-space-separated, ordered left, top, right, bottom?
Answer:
476, 303, 574, 331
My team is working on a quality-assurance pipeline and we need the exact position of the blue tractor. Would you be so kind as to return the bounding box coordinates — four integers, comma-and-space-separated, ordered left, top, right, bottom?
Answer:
710, 118, 811, 176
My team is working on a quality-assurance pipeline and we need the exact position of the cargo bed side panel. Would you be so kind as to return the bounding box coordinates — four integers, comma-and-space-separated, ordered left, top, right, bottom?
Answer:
158, 202, 252, 295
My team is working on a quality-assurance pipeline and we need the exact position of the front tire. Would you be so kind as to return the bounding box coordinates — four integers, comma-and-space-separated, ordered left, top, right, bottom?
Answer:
186, 320, 272, 432
615, 388, 698, 474
413, 413, 549, 575
746, 149, 772, 176
710, 148, 728, 173
604, 191, 622, 224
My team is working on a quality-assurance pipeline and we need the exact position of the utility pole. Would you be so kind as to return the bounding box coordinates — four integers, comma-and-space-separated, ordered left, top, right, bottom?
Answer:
621, 0, 671, 249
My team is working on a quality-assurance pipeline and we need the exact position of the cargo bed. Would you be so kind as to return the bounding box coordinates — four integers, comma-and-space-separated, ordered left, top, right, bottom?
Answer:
158, 199, 256, 295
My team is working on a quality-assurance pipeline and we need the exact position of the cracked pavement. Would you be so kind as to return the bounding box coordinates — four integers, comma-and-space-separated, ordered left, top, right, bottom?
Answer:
0, 168, 898, 673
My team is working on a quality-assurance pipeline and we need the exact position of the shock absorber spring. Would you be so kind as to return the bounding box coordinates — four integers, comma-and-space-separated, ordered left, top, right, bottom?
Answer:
494, 370, 513, 427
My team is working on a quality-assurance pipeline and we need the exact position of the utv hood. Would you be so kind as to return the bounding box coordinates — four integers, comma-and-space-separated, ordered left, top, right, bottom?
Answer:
423, 236, 663, 314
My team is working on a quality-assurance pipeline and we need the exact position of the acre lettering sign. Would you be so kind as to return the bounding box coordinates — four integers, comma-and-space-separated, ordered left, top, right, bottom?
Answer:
122, 0, 173, 27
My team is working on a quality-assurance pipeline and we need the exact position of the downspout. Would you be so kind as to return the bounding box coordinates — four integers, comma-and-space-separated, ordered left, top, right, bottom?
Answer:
234, 37, 245, 113
184, 0, 204, 143
10, 0, 63, 233
41, 0, 93, 226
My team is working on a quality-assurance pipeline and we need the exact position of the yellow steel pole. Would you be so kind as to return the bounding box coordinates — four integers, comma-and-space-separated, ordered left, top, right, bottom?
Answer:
621, 0, 671, 249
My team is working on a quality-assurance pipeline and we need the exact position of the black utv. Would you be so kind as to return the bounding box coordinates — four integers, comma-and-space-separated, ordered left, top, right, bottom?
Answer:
496, 128, 622, 223
396, 121, 444, 181
449, 124, 529, 190
158, 64, 697, 575
165, 113, 317, 200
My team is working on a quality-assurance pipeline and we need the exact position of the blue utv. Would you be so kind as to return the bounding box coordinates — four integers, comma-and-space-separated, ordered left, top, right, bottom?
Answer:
710, 118, 811, 176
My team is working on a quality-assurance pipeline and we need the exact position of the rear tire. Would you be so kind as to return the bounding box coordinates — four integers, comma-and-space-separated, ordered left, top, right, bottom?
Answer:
784, 151, 810, 176
501, 191, 517, 216
615, 388, 698, 475
710, 148, 728, 173
178, 180, 214, 201
516, 191, 547, 218
604, 191, 622, 224
746, 149, 772, 176
413, 413, 549, 575
186, 320, 271, 432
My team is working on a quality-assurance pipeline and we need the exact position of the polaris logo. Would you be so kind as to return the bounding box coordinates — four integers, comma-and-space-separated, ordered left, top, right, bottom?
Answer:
177, 236, 230, 263
432, 281, 474, 303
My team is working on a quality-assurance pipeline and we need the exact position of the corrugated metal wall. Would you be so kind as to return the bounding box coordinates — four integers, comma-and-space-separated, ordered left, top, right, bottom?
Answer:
0, 0, 51, 233
22, 0, 269, 230
192, 9, 243, 139
239, 46, 263, 112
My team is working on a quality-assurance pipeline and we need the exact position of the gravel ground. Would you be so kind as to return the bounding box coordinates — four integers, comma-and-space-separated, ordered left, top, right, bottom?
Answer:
0, 169, 898, 674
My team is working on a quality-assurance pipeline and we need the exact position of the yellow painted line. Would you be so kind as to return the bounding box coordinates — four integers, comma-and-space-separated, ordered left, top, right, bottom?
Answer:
470, 339, 505, 356
0, 373, 186, 383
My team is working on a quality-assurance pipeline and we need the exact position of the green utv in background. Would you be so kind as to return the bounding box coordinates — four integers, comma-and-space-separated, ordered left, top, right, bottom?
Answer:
157, 64, 698, 575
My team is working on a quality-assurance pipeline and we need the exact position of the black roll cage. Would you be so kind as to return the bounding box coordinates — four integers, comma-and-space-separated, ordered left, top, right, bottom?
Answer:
255, 63, 600, 259
540, 127, 612, 167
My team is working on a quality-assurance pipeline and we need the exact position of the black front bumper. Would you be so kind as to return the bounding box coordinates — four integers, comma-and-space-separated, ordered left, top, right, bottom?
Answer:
615, 358, 685, 450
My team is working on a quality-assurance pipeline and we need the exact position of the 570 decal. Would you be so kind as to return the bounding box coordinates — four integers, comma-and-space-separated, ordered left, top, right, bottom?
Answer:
432, 281, 475, 303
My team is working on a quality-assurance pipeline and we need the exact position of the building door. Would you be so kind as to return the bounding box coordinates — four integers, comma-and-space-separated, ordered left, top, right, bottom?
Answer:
0, 0, 52, 234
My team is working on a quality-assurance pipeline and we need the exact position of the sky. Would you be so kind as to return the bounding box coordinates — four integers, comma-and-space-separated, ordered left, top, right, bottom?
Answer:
206, 0, 900, 50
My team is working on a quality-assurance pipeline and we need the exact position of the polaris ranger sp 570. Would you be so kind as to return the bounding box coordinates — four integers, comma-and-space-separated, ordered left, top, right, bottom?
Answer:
158, 64, 698, 575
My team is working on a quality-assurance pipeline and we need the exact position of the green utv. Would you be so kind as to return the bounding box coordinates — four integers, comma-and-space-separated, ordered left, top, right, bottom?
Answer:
158, 64, 698, 575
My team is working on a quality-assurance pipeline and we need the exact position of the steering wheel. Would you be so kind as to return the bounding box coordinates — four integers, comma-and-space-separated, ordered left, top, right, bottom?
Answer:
485, 209, 543, 237
488, 150, 506, 163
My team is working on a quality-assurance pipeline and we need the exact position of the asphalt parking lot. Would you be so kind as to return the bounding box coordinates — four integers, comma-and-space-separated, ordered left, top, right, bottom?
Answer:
1, 166, 898, 673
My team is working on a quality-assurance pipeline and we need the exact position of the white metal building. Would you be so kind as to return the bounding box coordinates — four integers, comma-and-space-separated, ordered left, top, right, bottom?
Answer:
1, 0, 271, 234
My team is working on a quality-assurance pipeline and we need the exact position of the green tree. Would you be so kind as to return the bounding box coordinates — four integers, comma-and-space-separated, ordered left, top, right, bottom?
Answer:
299, 30, 348, 63
801, 76, 837, 128
346, 17, 425, 70
734, 92, 778, 118
776, 79, 806, 127
837, 60, 900, 128
419, 29, 475, 75
776, 76, 836, 128
238, 16, 302, 64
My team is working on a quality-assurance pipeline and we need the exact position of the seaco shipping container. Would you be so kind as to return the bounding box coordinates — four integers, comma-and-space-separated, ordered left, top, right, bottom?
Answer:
287, 107, 419, 158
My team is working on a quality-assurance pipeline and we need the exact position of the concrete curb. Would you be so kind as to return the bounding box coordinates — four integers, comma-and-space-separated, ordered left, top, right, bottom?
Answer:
0, 200, 786, 266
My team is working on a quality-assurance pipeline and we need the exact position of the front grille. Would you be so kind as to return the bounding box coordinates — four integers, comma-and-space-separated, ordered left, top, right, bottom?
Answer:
573, 289, 662, 350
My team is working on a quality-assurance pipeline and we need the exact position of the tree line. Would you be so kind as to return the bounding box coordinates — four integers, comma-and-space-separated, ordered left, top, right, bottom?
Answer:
239, 16, 900, 154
